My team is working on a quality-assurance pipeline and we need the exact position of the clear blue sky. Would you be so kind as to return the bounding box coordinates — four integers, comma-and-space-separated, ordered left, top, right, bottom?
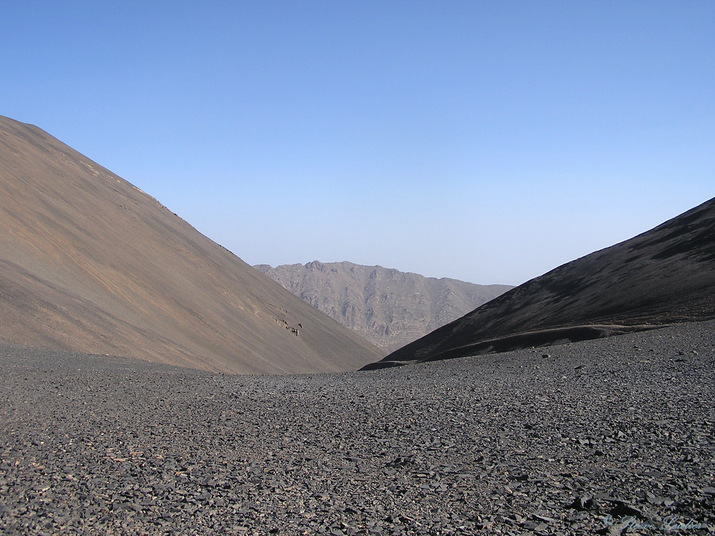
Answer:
2, 1, 713, 285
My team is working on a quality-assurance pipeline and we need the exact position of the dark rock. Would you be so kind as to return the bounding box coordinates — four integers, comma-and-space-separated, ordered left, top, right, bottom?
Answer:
608, 501, 643, 519
1, 320, 713, 535
567, 495, 595, 511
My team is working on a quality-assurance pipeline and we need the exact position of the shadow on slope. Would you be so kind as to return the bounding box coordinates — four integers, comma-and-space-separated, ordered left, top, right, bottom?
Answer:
363, 197, 715, 369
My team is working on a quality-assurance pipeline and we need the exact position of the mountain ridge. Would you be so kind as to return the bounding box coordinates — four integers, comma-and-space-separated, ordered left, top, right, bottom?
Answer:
255, 261, 511, 352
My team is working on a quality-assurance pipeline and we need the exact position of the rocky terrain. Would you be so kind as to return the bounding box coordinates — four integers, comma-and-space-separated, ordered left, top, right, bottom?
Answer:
1, 320, 713, 535
255, 261, 511, 352
2, 115, 712, 535
0, 116, 382, 374
370, 197, 715, 369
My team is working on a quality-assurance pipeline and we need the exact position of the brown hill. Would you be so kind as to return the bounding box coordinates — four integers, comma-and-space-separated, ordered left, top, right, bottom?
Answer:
364, 197, 715, 369
0, 116, 383, 373
255, 261, 512, 352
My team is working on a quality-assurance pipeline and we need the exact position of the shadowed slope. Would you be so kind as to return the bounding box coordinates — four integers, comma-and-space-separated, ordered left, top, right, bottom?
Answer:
364, 198, 715, 368
0, 116, 383, 373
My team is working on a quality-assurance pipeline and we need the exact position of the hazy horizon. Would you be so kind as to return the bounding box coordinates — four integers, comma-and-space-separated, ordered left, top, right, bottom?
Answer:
2, 1, 713, 285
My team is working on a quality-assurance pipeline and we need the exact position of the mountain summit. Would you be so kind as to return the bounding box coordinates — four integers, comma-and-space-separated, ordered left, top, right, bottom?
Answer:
0, 116, 383, 373
255, 261, 511, 352
364, 197, 715, 369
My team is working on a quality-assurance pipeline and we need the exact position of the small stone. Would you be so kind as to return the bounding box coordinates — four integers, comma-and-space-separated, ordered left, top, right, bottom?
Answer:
647, 494, 674, 506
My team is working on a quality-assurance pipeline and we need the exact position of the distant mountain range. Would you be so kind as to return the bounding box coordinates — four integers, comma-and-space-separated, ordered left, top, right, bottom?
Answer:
0, 116, 383, 373
365, 197, 715, 369
255, 261, 512, 352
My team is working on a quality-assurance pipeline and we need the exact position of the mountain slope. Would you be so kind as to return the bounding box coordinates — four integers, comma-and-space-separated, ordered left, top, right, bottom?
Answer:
255, 261, 511, 352
0, 116, 383, 373
365, 197, 715, 368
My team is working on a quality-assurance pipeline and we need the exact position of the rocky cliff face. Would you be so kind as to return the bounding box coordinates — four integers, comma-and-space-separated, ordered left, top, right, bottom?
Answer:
255, 261, 512, 352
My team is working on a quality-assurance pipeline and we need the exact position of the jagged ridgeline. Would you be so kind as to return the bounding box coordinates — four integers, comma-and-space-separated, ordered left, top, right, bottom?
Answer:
255, 261, 512, 353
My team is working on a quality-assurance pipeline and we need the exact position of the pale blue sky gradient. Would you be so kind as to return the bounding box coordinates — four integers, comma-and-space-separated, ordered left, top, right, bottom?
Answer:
2, 1, 713, 284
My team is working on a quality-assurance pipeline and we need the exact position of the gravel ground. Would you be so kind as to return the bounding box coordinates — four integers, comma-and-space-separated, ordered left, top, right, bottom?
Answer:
1, 321, 713, 535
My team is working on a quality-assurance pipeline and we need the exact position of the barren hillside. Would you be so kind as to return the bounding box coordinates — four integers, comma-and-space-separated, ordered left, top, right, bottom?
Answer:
366, 197, 715, 368
0, 116, 383, 373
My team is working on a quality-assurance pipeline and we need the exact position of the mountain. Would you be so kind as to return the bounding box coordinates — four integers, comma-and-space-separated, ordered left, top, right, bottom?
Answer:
255, 261, 512, 352
364, 197, 715, 369
0, 116, 383, 374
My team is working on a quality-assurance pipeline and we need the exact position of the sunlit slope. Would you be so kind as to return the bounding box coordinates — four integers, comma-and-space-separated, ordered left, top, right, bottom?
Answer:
0, 116, 383, 373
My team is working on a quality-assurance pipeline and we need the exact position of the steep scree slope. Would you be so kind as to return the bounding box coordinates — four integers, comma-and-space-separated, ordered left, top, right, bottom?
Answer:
0, 116, 383, 373
365, 197, 715, 368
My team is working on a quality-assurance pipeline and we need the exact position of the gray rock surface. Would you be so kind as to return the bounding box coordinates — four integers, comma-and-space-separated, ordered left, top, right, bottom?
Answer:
255, 261, 512, 352
1, 320, 713, 534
